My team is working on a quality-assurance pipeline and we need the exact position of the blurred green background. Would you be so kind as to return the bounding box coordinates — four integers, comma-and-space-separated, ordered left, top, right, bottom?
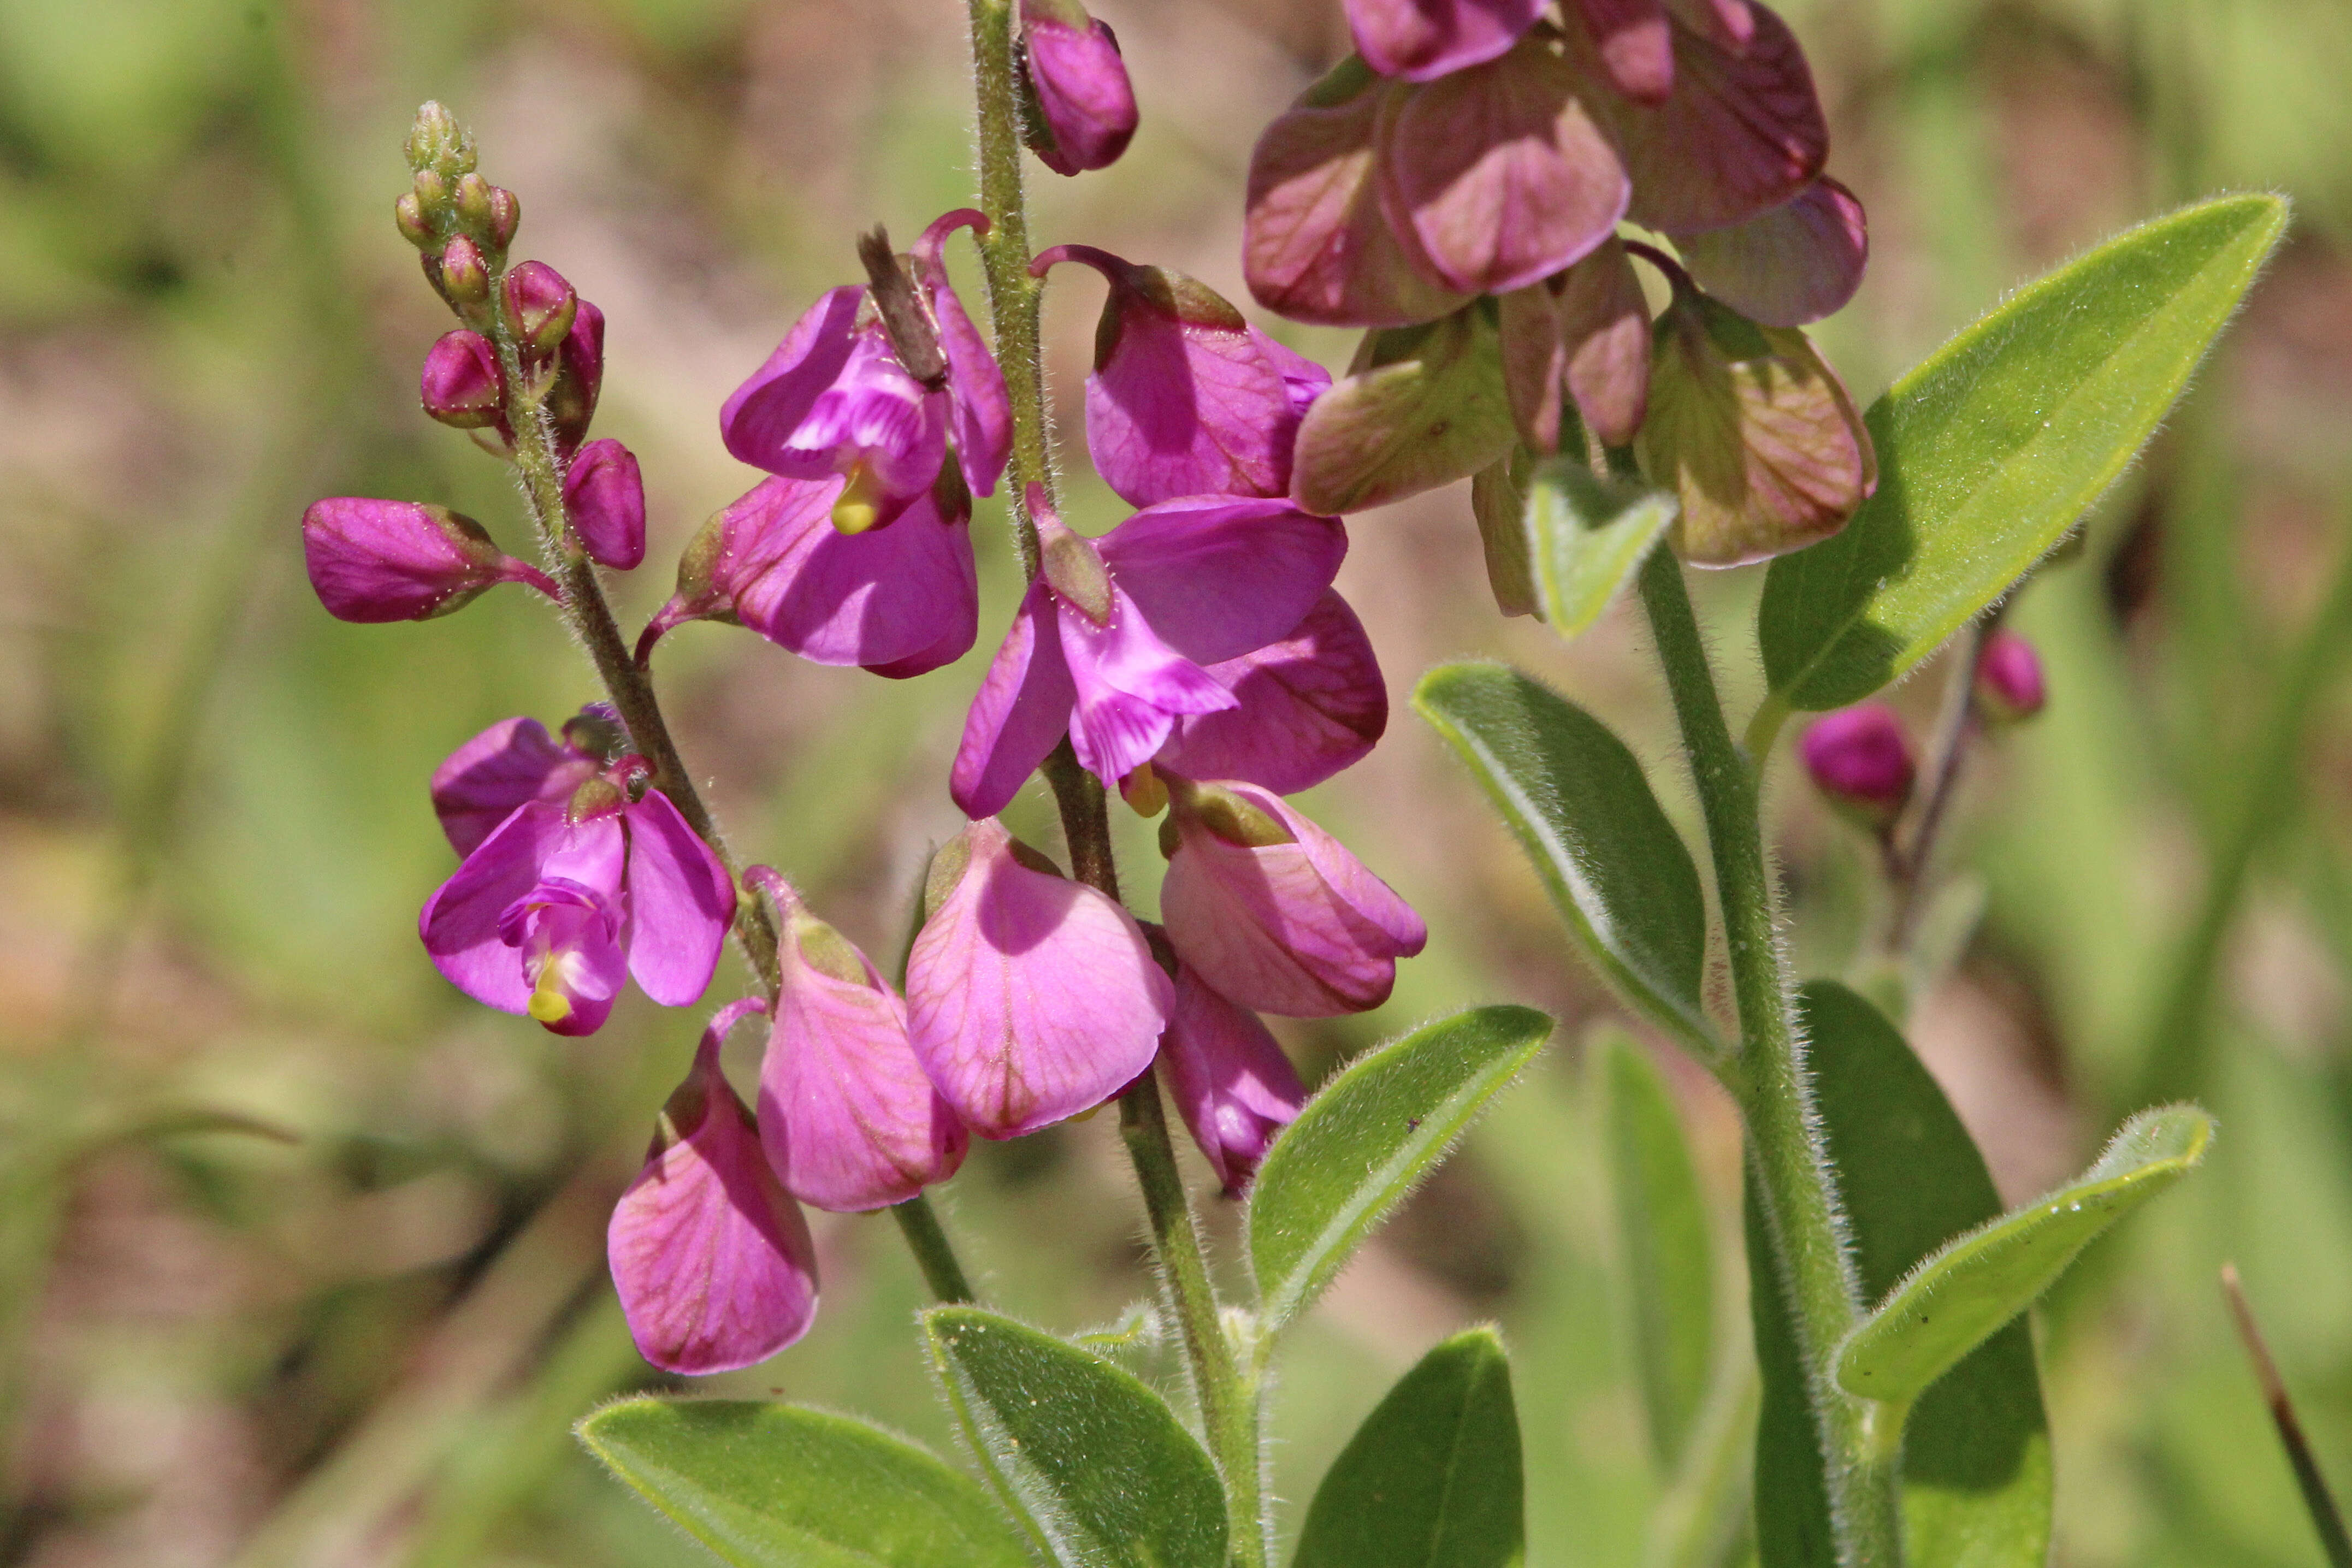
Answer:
3, 0, 2351, 1563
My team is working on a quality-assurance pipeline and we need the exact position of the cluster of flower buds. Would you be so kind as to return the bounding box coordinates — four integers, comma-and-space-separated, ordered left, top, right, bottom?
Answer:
1017, 0, 1138, 176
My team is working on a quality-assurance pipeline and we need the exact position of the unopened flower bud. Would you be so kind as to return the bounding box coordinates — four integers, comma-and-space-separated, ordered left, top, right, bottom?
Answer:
1799, 705, 1914, 831
483, 185, 521, 252
562, 438, 646, 571
546, 299, 605, 458
1975, 630, 2047, 723
453, 173, 498, 235
302, 497, 556, 622
1018, 0, 1138, 176
404, 101, 476, 179
503, 261, 578, 357
419, 330, 506, 430
394, 191, 435, 249
436, 235, 491, 307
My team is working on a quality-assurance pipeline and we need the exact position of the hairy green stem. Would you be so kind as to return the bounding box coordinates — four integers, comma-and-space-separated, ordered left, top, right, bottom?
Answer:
1635, 548, 1902, 1566
962, 3, 1266, 1559
892, 1197, 978, 1304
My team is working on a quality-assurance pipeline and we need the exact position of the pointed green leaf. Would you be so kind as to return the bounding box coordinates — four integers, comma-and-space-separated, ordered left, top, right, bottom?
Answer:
920, 1308, 1226, 1568
1527, 461, 1678, 635
1599, 1032, 1715, 1472
576, 1398, 1029, 1568
1291, 303, 1516, 514
1293, 1329, 1526, 1568
1838, 1104, 2212, 1406
1415, 664, 1714, 1052
1248, 1005, 1552, 1333
1750, 982, 2051, 1568
1758, 193, 2288, 715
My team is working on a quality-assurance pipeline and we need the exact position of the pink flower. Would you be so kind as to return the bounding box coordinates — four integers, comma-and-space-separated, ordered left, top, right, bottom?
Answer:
562, 437, 646, 571
1156, 958, 1305, 1196
608, 997, 820, 1376
1346, 0, 1547, 81
640, 471, 977, 679
548, 298, 606, 459
1155, 589, 1388, 796
1020, 0, 1138, 175
952, 487, 1348, 818
302, 498, 555, 623
1159, 777, 1428, 1017
419, 756, 738, 1036
903, 818, 1173, 1138
1799, 705, 1914, 830
752, 870, 969, 1211
1032, 245, 1330, 509
1975, 629, 2047, 723
721, 212, 1012, 532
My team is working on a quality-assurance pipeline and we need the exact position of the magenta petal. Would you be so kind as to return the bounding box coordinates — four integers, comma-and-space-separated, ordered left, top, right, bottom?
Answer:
1346, 0, 1546, 81
1157, 591, 1387, 795
504, 884, 629, 1038
786, 330, 948, 504
1161, 784, 1427, 1017
1158, 963, 1305, 1196
1250, 328, 1334, 425
429, 717, 595, 857
419, 801, 576, 1014
1021, 3, 1138, 173
1378, 39, 1630, 298
1673, 175, 1867, 327
1594, 2, 1828, 234
1095, 496, 1349, 666
913, 213, 1014, 498
720, 286, 866, 475
903, 819, 1172, 1137
731, 479, 979, 672
1057, 589, 1237, 787
760, 918, 968, 1212
302, 498, 534, 623
610, 1003, 819, 1375
620, 790, 738, 1008
563, 438, 648, 570
1569, 0, 1674, 102
952, 586, 1078, 820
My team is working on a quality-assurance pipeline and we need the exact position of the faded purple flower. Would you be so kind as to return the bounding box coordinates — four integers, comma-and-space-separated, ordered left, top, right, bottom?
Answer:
419, 758, 737, 1036
1673, 175, 1868, 328
1020, 0, 1138, 175
1157, 958, 1306, 1196
1159, 777, 1428, 1017
563, 437, 646, 570
903, 817, 1172, 1138
753, 869, 969, 1212
1799, 704, 1913, 830
419, 329, 506, 431
1346, 0, 1546, 81
608, 997, 820, 1376
1033, 245, 1329, 508
1155, 589, 1387, 796
302, 497, 555, 623
1975, 629, 2047, 723
953, 487, 1347, 818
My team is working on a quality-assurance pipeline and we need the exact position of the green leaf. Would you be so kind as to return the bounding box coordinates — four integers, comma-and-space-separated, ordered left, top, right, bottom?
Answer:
1414, 664, 1714, 1051
1598, 1032, 1715, 1472
1837, 1104, 2213, 1407
1526, 460, 1678, 635
1750, 982, 2052, 1568
919, 1307, 1227, 1568
1293, 1329, 1526, 1568
1291, 302, 1516, 514
1757, 193, 2288, 715
1248, 1005, 1553, 1334
576, 1398, 1029, 1568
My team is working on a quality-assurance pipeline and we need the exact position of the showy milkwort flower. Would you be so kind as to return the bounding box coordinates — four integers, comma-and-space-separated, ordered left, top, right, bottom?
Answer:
608, 997, 820, 1375
752, 869, 969, 1212
1158, 774, 1427, 1017
903, 818, 1173, 1138
419, 745, 737, 1036
302, 498, 556, 623
1018, 0, 1138, 176
952, 487, 1348, 818
429, 709, 615, 855
1154, 950, 1307, 1196
721, 210, 1011, 536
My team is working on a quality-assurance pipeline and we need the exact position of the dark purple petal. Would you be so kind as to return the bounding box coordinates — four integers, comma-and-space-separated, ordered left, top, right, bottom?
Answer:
1157, 590, 1387, 795
1020, 0, 1138, 174
429, 717, 597, 857
1345, 0, 1546, 81
1158, 963, 1305, 1196
620, 789, 738, 1008
1378, 37, 1630, 298
563, 438, 647, 570
1673, 175, 1867, 327
1095, 495, 1349, 666
913, 210, 1014, 498
419, 801, 589, 1015
719, 285, 866, 475
727, 476, 979, 674
952, 585, 1079, 819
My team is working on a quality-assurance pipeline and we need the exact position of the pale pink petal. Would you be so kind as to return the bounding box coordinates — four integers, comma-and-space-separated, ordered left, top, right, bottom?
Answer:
610, 1001, 819, 1376
1378, 40, 1629, 297
1095, 496, 1348, 666
1673, 175, 1867, 326
903, 819, 1172, 1138
1057, 590, 1237, 787
429, 717, 594, 856
1158, 963, 1305, 1195
952, 585, 1079, 820
720, 286, 866, 476
1561, 235, 1653, 447
1157, 590, 1387, 795
1569, 0, 1674, 102
1345, 0, 1546, 81
729, 480, 979, 673
620, 789, 738, 1008
419, 800, 576, 1013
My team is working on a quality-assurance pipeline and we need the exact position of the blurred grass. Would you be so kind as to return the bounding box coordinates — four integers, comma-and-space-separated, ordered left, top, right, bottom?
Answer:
4, 0, 2352, 1564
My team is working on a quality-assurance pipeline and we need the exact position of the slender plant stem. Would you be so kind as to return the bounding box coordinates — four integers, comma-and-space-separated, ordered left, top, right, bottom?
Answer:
1635, 548, 1902, 1566
2221, 1264, 2352, 1568
961, 4, 1266, 1560
1883, 619, 1987, 954
893, 1197, 977, 1305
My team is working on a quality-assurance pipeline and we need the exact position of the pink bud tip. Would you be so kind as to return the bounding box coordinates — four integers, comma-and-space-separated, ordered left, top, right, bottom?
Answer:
503, 260, 579, 355
562, 438, 647, 570
1799, 705, 1914, 827
1020, 0, 1138, 175
1975, 630, 2046, 723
